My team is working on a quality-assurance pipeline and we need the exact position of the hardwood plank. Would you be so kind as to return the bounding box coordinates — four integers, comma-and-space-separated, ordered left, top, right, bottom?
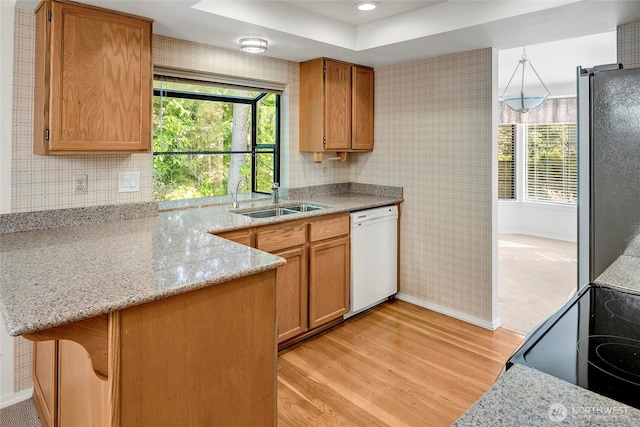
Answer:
278, 299, 523, 426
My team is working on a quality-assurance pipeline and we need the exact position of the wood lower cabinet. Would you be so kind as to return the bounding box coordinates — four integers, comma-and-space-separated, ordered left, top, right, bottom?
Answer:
215, 228, 253, 246
273, 246, 308, 342
309, 236, 350, 329
308, 214, 350, 328
57, 340, 109, 427
216, 213, 351, 346
29, 270, 277, 427
32, 340, 57, 427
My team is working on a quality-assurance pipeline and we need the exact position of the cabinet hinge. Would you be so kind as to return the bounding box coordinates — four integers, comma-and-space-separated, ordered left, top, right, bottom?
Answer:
47, 10, 52, 22
323, 136, 326, 146
45, 129, 50, 141
323, 64, 326, 74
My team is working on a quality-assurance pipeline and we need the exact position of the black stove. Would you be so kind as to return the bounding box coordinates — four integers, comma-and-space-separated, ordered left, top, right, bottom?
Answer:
508, 284, 640, 409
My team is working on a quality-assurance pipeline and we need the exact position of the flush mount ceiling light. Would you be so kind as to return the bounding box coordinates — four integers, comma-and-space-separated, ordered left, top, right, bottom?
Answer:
500, 48, 550, 113
354, 2, 380, 11
239, 37, 268, 53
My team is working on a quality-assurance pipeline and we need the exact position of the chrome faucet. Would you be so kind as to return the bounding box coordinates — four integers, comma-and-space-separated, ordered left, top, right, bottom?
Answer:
271, 182, 280, 205
231, 178, 247, 209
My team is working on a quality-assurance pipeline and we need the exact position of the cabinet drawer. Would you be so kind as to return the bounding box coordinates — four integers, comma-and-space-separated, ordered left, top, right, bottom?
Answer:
309, 215, 349, 242
256, 223, 307, 253
215, 229, 253, 247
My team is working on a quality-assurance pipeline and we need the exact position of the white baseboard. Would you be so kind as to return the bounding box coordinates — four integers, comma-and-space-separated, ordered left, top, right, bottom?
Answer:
0, 387, 33, 409
395, 293, 501, 330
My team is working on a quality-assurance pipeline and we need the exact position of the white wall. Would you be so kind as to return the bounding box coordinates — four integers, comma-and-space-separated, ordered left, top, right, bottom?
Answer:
499, 201, 577, 242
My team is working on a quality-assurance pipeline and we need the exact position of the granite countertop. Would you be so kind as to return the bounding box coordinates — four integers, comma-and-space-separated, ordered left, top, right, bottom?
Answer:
0, 190, 402, 336
453, 364, 640, 426
594, 254, 640, 293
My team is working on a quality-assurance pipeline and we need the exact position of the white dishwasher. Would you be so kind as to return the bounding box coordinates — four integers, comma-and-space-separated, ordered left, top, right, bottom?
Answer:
347, 205, 398, 317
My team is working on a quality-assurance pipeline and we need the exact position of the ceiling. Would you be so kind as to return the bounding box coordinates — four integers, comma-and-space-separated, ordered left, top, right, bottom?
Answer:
14, 0, 640, 93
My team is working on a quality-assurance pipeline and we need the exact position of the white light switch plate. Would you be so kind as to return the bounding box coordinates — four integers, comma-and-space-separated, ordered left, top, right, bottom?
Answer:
118, 172, 140, 192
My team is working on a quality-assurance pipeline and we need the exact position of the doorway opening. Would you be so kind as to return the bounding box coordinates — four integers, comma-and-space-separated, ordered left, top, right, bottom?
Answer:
496, 32, 616, 335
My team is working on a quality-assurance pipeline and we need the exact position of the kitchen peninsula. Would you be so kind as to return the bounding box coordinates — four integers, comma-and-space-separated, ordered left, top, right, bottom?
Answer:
0, 184, 403, 427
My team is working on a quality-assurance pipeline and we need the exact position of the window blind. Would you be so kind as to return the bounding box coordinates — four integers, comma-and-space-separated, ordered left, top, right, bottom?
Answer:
526, 123, 577, 204
498, 124, 516, 200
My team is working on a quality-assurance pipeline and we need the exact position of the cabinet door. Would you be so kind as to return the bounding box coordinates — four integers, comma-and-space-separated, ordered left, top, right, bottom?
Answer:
275, 246, 309, 342
324, 60, 352, 150
32, 340, 57, 427
309, 236, 350, 328
58, 340, 109, 427
352, 66, 374, 151
46, 1, 151, 153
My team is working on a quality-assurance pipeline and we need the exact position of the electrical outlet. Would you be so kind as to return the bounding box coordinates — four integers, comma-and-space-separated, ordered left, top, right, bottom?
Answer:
321, 164, 327, 176
74, 174, 88, 194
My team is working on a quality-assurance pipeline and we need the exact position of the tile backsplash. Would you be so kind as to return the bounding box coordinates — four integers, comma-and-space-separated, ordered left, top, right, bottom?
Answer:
618, 21, 640, 68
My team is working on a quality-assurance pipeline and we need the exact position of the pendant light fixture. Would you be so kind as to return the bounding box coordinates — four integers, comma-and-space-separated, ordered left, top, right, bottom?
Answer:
500, 48, 550, 113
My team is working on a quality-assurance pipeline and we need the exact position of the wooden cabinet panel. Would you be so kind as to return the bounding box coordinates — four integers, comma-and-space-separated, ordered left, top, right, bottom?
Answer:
117, 271, 277, 426
215, 228, 253, 246
309, 214, 350, 242
57, 339, 109, 427
309, 236, 350, 329
256, 222, 306, 253
299, 57, 374, 161
32, 340, 57, 427
324, 60, 352, 150
275, 246, 308, 343
352, 66, 374, 151
34, 0, 152, 154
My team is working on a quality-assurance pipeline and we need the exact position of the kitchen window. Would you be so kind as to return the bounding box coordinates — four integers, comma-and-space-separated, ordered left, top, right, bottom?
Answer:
152, 70, 281, 201
526, 123, 577, 204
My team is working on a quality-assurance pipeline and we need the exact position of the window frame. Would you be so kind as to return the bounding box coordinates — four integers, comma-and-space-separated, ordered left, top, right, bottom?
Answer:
152, 73, 281, 198
498, 124, 517, 201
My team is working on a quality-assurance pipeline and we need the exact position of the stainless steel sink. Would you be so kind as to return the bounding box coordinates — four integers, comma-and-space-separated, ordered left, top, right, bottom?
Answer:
286, 204, 326, 212
239, 207, 298, 218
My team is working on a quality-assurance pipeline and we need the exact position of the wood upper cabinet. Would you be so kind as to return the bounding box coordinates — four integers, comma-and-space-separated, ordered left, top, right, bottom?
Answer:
34, 0, 153, 155
352, 65, 374, 151
300, 58, 374, 162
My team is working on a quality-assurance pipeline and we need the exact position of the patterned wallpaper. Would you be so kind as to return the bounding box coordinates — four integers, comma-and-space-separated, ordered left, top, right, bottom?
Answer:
618, 21, 640, 68
351, 49, 497, 324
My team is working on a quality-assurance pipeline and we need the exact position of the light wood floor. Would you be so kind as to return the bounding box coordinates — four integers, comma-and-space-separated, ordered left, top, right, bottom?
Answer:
278, 299, 524, 426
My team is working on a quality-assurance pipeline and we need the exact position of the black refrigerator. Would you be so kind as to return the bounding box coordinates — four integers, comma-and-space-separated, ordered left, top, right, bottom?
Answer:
578, 64, 640, 287
507, 64, 640, 410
